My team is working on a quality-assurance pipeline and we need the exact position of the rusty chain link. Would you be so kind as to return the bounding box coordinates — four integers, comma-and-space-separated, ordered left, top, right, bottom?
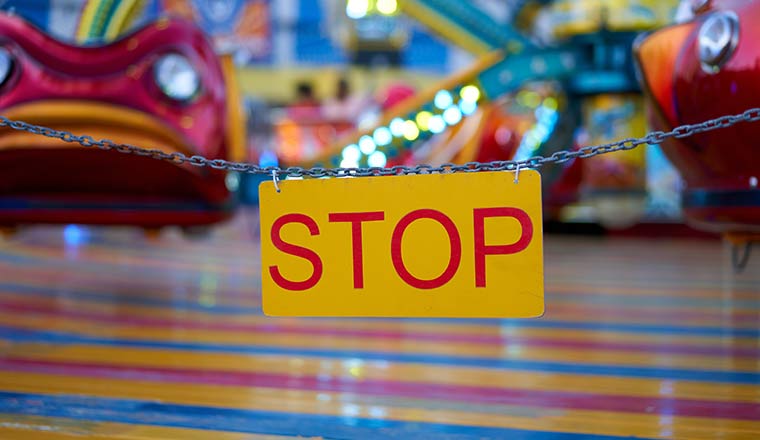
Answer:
1, 107, 759, 178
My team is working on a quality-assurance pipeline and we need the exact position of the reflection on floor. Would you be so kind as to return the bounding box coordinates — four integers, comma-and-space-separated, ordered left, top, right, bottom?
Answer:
0, 209, 757, 439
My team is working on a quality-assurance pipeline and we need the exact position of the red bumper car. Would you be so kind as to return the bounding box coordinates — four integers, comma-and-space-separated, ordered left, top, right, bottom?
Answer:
0, 13, 245, 230
634, 0, 760, 236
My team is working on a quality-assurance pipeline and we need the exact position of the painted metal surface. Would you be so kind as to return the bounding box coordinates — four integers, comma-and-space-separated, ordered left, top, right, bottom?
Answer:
0, 210, 757, 438
0, 12, 239, 227
634, 0, 760, 233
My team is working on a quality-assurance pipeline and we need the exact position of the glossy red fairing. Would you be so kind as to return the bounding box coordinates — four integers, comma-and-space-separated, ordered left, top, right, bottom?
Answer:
0, 13, 238, 228
634, 0, 760, 233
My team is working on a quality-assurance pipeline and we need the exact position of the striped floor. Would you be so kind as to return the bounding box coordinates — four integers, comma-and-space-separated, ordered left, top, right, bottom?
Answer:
0, 209, 758, 439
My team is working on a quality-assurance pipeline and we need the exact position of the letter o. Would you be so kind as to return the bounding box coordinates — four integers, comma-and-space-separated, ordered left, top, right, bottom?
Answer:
391, 209, 461, 289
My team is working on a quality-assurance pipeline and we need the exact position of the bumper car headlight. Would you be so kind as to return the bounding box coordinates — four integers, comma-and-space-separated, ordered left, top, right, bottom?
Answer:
698, 11, 739, 73
154, 53, 200, 101
0, 47, 14, 87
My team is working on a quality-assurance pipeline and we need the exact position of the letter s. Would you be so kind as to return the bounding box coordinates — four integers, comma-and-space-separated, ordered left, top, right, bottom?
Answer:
269, 213, 323, 291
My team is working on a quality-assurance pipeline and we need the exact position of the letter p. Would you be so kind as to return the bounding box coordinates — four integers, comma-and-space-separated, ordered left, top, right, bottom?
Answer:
473, 207, 533, 288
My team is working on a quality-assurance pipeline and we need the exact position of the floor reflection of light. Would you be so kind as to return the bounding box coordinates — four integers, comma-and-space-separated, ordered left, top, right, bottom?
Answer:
368, 406, 387, 418
343, 359, 365, 378
63, 225, 89, 258
198, 271, 217, 307
341, 403, 361, 418
505, 344, 523, 356
499, 322, 520, 336
659, 414, 674, 437
316, 393, 332, 402
658, 380, 675, 396
63, 225, 87, 246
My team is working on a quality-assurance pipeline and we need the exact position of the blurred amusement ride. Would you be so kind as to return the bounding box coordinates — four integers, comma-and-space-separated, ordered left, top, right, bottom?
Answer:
0, 0, 757, 258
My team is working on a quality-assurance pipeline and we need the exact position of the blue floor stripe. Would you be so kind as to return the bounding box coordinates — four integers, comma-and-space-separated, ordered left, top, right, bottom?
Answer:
0, 391, 651, 439
0, 282, 259, 314
0, 326, 757, 384
1, 282, 758, 338
0, 253, 256, 284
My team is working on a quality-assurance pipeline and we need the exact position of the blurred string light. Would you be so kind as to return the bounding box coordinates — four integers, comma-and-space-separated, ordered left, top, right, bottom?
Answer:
346, 0, 396, 19
389, 117, 405, 137
373, 126, 392, 146
403, 120, 420, 141
434, 90, 453, 109
359, 135, 376, 155
460, 85, 481, 103
332, 84, 483, 165
443, 106, 462, 125
459, 100, 477, 115
516, 90, 542, 108
368, 151, 388, 167
376, 0, 398, 15
428, 115, 446, 134
514, 97, 560, 161
341, 144, 361, 167
346, 0, 369, 19
415, 111, 432, 131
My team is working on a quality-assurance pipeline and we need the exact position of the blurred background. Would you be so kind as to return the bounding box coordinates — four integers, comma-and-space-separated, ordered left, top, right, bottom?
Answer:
0, 0, 691, 234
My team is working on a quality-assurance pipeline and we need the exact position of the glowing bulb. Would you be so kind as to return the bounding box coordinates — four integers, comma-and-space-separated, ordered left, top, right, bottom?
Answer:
460, 85, 481, 103
428, 115, 445, 134
367, 151, 387, 167
434, 90, 453, 109
543, 96, 558, 111
459, 100, 477, 115
376, 0, 397, 15
346, 0, 369, 19
403, 120, 419, 141
359, 135, 376, 155
373, 127, 392, 146
415, 111, 432, 131
443, 106, 462, 125
389, 117, 405, 137
524, 91, 541, 108
341, 144, 360, 162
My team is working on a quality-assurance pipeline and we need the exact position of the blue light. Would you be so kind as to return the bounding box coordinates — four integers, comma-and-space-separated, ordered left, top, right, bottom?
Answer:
443, 106, 462, 125
373, 127, 392, 146
63, 225, 87, 246
359, 135, 376, 155
259, 150, 279, 167
459, 100, 477, 115
367, 151, 387, 167
434, 90, 453, 109
514, 104, 559, 160
389, 118, 405, 137
428, 115, 446, 134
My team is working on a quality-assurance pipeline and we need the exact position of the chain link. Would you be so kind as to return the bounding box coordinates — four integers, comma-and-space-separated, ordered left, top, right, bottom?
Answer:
0, 108, 758, 178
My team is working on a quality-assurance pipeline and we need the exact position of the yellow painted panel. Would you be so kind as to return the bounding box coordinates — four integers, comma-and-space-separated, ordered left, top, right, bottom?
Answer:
259, 171, 543, 317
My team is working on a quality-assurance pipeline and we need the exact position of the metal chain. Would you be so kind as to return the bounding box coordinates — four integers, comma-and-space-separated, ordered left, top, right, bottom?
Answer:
1, 107, 759, 178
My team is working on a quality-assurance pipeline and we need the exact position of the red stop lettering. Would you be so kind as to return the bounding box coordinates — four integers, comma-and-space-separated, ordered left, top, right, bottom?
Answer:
328, 211, 385, 289
473, 207, 533, 287
269, 213, 323, 291
391, 209, 462, 289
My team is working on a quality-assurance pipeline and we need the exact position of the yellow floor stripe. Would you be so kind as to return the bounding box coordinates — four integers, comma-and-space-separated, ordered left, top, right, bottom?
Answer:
0, 371, 758, 440
1, 290, 755, 348
3, 343, 758, 404
1, 312, 756, 372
